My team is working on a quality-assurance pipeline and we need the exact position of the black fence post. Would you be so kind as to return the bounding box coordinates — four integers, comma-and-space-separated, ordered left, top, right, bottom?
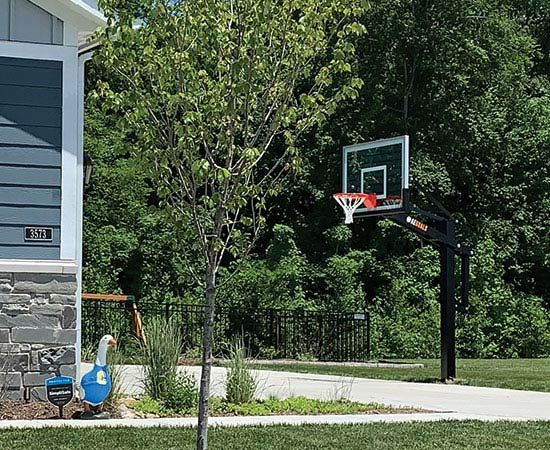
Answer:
366, 311, 371, 359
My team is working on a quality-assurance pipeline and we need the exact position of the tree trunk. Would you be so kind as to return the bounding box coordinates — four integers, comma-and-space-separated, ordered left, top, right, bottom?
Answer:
196, 269, 216, 450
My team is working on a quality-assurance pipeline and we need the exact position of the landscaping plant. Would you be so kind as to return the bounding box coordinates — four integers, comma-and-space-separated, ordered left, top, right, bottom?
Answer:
163, 373, 198, 414
133, 395, 391, 417
105, 319, 128, 408
141, 317, 182, 400
225, 338, 257, 404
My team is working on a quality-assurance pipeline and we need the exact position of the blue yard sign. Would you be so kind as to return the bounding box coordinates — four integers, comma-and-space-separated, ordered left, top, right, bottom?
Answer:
45, 375, 74, 418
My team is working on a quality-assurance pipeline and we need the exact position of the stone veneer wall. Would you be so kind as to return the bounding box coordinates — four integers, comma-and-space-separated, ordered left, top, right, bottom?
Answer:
0, 272, 77, 401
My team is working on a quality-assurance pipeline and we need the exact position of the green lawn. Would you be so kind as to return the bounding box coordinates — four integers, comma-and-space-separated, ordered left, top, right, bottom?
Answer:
1, 422, 549, 450
251, 358, 550, 392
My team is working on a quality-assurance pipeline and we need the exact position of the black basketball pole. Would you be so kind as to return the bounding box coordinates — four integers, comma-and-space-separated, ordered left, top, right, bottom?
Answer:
390, 211, 469, 381
438, 218, 456, 380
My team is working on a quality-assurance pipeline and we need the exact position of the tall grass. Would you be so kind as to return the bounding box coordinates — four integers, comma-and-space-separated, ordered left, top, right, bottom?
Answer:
80, 342, 96, 363
142, 317, 183, 400
105, 344, 127, 408
225, 337, 257, 404
105, 318, 128, 408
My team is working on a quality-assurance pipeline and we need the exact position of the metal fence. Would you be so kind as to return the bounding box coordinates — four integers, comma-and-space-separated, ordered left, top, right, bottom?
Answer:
81, 298, 370, 362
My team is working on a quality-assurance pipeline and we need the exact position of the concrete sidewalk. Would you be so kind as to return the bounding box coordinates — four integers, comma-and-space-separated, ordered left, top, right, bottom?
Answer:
0, 412, 523, 430
94, 363, 550, 421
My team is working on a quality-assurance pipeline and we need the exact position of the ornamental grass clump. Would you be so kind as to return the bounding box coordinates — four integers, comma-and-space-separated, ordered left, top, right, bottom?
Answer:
142, 317, 182, 400
225, 338, 257, 404
105, 318, 127, 408
105, 343, 127, 408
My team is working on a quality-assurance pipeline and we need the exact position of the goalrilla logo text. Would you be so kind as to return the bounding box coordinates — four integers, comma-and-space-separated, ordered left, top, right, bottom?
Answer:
406, 216, 428, 232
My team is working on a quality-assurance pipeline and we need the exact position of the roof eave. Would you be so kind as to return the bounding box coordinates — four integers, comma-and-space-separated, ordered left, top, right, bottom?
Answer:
78, 38, 101, 56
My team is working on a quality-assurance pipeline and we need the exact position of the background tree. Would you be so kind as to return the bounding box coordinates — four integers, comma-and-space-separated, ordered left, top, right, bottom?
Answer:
94, 0, 366, 448
83, 100, 200, 301
265, 0, 550, 353
83, 0, 550, 370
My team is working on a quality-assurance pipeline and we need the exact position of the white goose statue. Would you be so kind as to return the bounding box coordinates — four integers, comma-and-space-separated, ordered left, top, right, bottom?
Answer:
79, 334, 117, 419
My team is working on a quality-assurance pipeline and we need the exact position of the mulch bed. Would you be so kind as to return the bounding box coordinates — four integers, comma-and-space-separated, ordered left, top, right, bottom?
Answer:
0, 399, 427, 420
0, 400, 122, 420
0, 400, 81, 420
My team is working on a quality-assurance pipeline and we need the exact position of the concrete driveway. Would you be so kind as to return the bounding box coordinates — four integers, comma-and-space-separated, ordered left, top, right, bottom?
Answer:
82, 363, 550, 421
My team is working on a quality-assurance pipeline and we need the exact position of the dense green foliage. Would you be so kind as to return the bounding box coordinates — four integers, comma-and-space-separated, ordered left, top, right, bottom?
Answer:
3, 422, 550, 450
83, 0, 550, 359
83, 107, 191, 302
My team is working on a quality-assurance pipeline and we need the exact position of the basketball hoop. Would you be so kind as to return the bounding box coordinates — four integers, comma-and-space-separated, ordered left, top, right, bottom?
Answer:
333, 192, 377, 224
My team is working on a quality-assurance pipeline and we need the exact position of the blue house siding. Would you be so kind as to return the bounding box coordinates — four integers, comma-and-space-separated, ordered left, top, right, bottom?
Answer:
0, 105, 62, 128
0, 186, 61, 205
0, 56, 62, 259
0, 61, 63, 88
0, 165, 61, 185
0, 244, 60, 259
0, 146, 61, 166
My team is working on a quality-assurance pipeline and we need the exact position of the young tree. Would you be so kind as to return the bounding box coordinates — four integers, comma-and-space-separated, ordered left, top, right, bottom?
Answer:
95, 0, 365, 448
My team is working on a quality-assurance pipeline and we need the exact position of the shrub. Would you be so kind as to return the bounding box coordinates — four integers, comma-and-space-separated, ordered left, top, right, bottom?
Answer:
219, 255, 310, 310
225, 338, 257, 404
163, 373, 198, 414
321, 250, 370, 312
266, 224, 300, 264
458, 288, 550, 358
141, 317, 182, 400
323, 224, 353, 255
370, 247, 440, 359
219, 224, 311, 310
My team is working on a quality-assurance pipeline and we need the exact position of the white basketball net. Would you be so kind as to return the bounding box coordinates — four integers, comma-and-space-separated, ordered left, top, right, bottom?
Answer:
333, 193, 369, 224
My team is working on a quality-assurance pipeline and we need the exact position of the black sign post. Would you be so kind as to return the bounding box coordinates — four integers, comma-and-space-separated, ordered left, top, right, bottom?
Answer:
45, 376, 74, 418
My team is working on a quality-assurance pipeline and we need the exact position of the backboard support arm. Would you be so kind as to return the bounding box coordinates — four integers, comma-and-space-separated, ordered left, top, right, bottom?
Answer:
413, 187, 455, 220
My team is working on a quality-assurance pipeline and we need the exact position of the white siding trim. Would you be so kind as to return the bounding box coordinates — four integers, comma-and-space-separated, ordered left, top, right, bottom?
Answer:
0, 39, 71, 60
75, 51, 92, 381
0, 259, 78, 274
60, 47, 79, 261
